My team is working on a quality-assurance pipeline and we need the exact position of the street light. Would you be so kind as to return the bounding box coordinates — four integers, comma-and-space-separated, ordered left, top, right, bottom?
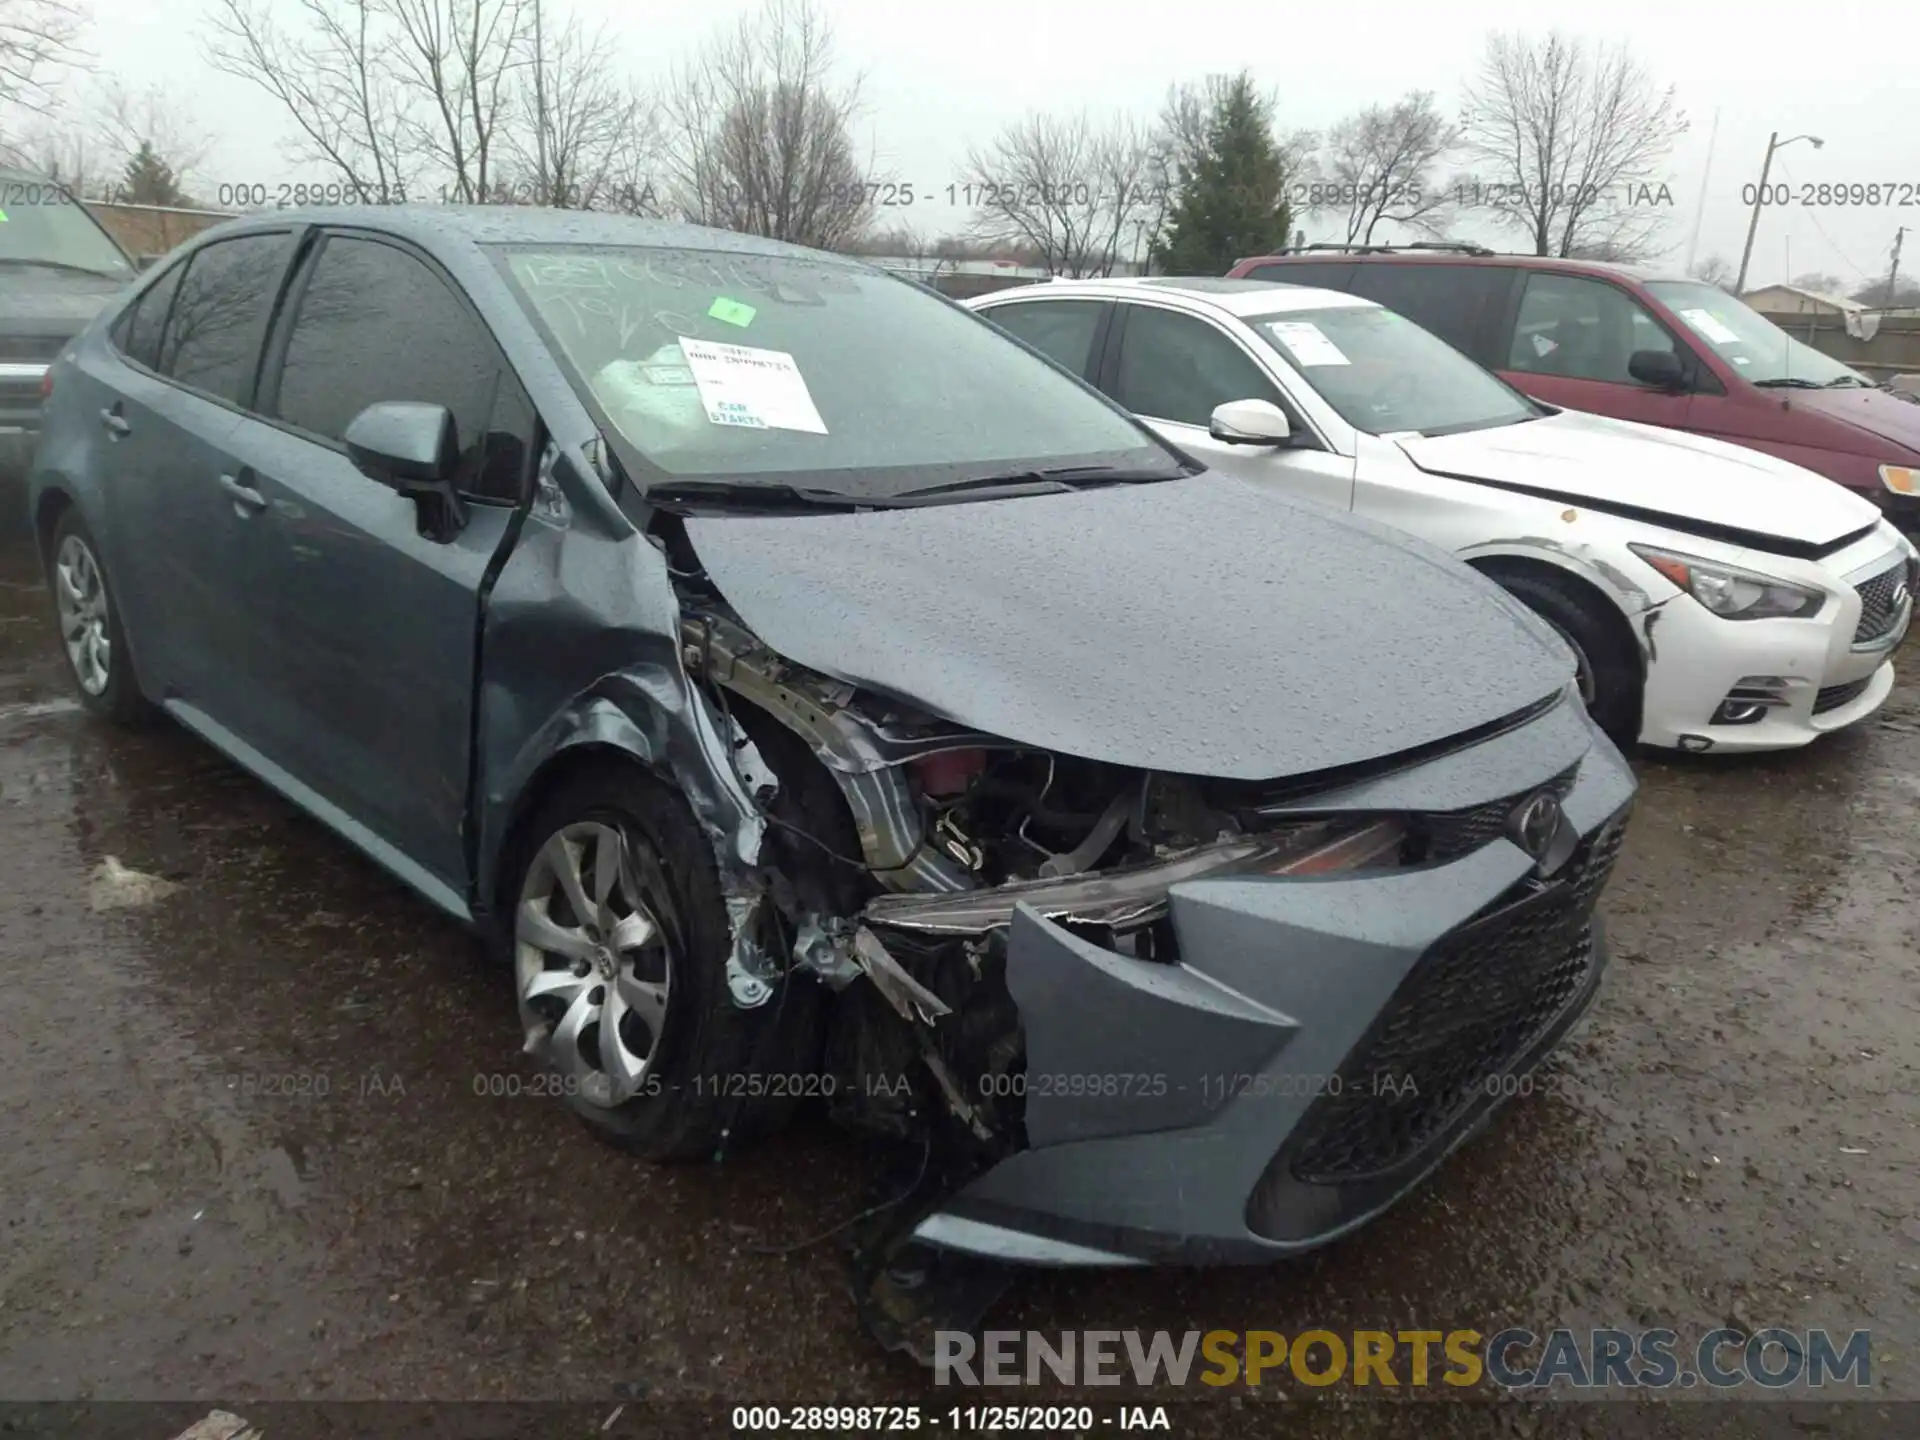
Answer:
1734, 132, 1825, 294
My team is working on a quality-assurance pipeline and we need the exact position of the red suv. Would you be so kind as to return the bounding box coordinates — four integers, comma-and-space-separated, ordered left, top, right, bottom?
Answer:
1226, 246, 1920, 528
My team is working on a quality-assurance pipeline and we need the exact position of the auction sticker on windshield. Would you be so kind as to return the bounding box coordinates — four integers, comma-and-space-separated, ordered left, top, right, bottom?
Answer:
677, 336, 828, 433
1265, 321, 1350, 367
1679, 308, 1742, 345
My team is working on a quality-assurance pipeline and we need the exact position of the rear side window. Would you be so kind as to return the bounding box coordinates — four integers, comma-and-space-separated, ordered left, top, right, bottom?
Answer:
159, 233, 294, 405
1344, 264, 1510, 358
272, 234, 530, 502
981, 299, 1104, 376
1241, 261, 1358, 291
115, 261, 185, 372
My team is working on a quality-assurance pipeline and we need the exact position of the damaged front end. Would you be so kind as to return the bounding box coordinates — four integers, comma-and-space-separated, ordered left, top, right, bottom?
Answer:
672, 568, 1636, 1351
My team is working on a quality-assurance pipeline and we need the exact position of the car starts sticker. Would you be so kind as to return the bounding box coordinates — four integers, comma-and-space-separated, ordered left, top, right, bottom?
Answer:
676, 336, 828, 432
1264, 321, 1350, 366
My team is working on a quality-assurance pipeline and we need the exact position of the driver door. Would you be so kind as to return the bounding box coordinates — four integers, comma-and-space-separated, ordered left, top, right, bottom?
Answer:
1097, 301, 1355, 511
1497, 271, 1700, 431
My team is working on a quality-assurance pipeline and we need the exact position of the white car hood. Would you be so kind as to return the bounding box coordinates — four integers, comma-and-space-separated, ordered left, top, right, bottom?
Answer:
1396, 409, 1880, 550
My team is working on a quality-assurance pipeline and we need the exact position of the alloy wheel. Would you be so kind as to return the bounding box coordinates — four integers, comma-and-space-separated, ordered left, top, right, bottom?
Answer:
54, 534, 112, 696
515, 821, 674, 1108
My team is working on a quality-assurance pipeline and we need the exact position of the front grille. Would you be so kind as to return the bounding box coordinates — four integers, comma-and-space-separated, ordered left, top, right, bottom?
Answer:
1279, 812, 1628, 1187
1421, 765, 1578, 864
1813, 677, 1872, 714
1852, 563, 1908, 644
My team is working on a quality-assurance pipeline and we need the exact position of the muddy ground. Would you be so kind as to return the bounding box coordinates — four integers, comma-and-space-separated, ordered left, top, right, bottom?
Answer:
0, 536, 1915, 1438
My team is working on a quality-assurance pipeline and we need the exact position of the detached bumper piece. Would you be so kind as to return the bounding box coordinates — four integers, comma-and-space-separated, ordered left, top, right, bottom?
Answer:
1246, 806, 1629, 1242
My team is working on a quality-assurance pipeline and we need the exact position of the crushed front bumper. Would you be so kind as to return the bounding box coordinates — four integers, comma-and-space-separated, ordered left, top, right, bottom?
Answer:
907, 696, 1636, 1267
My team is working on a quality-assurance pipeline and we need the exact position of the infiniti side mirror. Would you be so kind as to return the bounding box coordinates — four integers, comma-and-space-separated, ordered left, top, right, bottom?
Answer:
1210, 398, 1294, 445
344, 400, 467, 540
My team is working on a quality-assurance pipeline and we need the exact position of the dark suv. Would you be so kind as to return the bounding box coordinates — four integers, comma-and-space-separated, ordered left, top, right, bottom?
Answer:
1227, 246, 1920, 529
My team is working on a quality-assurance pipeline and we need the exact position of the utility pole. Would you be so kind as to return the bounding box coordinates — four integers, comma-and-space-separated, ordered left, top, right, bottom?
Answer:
1735, 131, 1824, 294
1684, 107, 1720, 275
1887, 226, 1909, 309
533, 0, 549, 204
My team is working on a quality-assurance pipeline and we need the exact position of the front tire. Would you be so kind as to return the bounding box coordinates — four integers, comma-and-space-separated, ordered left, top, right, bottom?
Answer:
1492, 570, 1642, 743
503, 764, 784, 1160
49, 511, 148, 725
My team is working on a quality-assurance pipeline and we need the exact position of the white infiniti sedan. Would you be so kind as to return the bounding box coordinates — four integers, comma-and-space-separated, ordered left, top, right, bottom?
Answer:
969, 277, 1917, 754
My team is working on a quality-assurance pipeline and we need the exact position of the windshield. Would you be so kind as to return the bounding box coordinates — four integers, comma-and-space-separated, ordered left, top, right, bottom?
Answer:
491, 245, 1183, 499
1246, 305, 1540, 436
0, 183, 134, 279
1645, 281, 1868, 386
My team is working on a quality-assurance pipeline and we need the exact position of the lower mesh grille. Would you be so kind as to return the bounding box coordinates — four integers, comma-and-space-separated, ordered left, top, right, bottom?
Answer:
1278, 812, 1627, 1188
1813, 677, 1872, 715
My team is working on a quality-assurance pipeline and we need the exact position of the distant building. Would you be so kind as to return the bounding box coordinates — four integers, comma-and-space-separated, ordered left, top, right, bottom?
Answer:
1740, 284, 1866, 318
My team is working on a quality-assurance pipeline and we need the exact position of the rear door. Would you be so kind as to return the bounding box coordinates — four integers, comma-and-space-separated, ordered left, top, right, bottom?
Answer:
1494, 270, 1705, 429
229, 229, 536, 898
1099, 300, 1355, 510
96, 231, 297, 740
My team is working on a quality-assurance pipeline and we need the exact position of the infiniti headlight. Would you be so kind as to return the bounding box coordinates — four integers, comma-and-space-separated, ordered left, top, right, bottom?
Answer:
1628, 545, 1824, 620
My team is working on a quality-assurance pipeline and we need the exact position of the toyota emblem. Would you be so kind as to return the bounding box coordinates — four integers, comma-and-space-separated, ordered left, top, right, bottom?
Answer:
1510, 791, 1562, 860
1894, 580, 1911, 613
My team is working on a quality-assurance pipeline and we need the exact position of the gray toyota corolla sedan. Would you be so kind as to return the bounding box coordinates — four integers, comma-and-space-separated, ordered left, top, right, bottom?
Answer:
27, 208, 1634, 1347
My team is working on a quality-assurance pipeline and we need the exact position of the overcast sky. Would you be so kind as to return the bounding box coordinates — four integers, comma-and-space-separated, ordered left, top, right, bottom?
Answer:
73, 0, 1920, 289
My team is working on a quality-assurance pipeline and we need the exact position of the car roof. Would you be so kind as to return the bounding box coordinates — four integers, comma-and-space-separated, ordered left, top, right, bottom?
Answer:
185, 205, 877, 268
1238, 251, 1688, 286
980, 275, 1377, 317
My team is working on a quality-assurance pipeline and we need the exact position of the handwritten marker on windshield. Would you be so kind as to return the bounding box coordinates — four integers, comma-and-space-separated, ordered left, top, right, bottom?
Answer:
709, 297, 756, 327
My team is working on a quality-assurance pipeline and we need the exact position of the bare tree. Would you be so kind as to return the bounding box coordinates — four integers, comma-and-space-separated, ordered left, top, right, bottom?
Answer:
85, 76, 216, 197
0, 0, 87, 116
384, 0, 524, 203
1459, 32, 1686, 261
1320, 91, 1458, 245
1687, 254, 1736, 291
204, 0, 413, 203
1789, 270, 1848, 298
0, 110, 100, 193
659, 0, 874, 249
502, 7, 658, 211
960, 110, 1161, 277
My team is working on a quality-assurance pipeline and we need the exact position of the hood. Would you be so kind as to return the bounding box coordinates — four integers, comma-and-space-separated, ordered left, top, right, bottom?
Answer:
0, 265, 129, 340
683, 472, 1570, 780
1788, 384, 1920, 457
1397, 409, 1879, 549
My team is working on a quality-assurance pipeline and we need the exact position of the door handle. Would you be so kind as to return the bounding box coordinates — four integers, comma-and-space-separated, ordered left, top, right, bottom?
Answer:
219, 472, 269, 515
99, 407, 130, 439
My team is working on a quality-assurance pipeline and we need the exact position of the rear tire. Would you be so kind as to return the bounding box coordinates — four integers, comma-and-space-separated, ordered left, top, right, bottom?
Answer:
48, 510, 150, 726
1492, 570, 1641, 744
501, 763, 791, 1160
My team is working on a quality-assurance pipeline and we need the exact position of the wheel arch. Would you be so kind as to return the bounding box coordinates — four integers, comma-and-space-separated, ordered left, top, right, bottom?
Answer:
33, 485, 75, 571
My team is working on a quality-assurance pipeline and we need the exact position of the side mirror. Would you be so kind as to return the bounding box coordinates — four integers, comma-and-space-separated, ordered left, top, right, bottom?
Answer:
1209, 398, 1293, 446
1628, 349, 1686, 391
344, 401, 466, 539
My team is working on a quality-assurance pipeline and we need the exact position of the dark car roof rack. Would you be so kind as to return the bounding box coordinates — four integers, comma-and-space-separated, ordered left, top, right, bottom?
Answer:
1257, 241, 1499, 258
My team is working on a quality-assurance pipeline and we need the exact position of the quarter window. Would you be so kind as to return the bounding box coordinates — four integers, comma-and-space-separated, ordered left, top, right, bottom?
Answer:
981, 299, 1104, 376
273, 235, 532, 502
116, 260, 186, 372
1112, 305, 1282, 428
158, 233, 294, 405
1506, 272, 1678, 384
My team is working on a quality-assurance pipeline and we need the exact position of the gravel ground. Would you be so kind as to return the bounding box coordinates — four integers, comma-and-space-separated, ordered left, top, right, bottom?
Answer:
0, 538, 1914, 1438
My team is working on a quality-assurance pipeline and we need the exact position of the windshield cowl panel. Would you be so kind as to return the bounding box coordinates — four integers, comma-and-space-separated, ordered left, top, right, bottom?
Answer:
490, 244, 1182, 503
1248, 306, 1539, 438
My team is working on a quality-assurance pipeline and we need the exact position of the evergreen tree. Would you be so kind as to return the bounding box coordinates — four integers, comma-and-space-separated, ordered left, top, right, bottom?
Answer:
115, 142, 191, 207
1151, 72, 1291, 275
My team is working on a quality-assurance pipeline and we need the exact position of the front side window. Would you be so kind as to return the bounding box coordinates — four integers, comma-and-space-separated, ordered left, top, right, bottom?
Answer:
274, 235, 529, 501
980, 299, 1104, 376
1112, 305, 1282, 428
1644, 281, 1867, 387
490, 245, 1179, 499
159, 233, 294, 405
1505, 272, 1676, 384
1248, 304, 1539, 437
0, 183, 134, 281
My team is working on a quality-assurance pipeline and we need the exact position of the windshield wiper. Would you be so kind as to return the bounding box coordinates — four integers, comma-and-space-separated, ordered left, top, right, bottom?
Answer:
1823, 375, 1875, 388
895, 463, 1186, 502
642, 479, 879, 513
1751, 377, 1822, 389
0, 256, 126, 280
